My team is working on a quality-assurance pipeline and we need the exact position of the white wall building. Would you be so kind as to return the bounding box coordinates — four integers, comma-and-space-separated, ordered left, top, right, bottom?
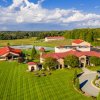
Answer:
45, 36, 64, 42
55, 39, 91, 53
28, 62, 39, 71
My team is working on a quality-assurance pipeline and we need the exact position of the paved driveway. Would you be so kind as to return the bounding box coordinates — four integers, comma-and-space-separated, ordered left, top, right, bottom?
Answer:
79, 68, 100, 97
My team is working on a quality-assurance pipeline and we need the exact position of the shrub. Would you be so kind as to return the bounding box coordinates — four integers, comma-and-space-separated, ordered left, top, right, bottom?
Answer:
73, 70, 77, 84
75, 78, 80, 90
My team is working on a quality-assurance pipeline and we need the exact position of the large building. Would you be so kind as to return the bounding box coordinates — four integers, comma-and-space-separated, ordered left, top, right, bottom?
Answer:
40, 39, 100, 68
41, 50, 100, 68
45, 36, 64, 42
0, 46, 22, 60
55, 39, 91, 53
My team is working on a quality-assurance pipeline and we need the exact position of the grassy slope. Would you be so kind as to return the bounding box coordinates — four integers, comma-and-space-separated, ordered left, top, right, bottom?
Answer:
0, 61, 92, 100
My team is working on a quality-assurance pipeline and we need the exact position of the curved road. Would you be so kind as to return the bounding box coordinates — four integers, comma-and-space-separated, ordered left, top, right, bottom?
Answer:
79, 67, 100, 97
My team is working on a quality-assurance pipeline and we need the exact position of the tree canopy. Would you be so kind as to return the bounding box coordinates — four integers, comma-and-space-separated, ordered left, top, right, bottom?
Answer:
0, 28, 100, 42
64, 55, 79, 68
90, 56, 100, 66
43, 57, 58, 70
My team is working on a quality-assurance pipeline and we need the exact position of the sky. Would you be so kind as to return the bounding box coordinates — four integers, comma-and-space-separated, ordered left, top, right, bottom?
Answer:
0, 0, 100, 31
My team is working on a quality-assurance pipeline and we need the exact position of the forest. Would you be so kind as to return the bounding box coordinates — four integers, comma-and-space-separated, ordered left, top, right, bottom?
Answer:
0, 28, 100, 43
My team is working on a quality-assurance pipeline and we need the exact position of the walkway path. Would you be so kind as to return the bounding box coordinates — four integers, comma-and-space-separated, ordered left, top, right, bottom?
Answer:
79, 67, 100, 97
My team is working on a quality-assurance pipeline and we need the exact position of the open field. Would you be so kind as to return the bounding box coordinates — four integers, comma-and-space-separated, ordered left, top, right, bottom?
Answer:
33, 39, 72, 47
0, 38, 72, 47
0, 61, 92, 100
0, 37, 99, 47
0, 38, 36, 47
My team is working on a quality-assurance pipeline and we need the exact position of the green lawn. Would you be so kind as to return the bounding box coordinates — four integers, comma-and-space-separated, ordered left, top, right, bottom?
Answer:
0, 38, 72, 47
87, 66, 100, 71
33, 39, 72, 47
0, 37, 37, 46
0, 61, 92, 100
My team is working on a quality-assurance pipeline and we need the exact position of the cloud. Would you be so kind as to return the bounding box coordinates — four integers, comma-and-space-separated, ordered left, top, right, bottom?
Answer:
95, 6, 100, 9
0, 0, 100, 30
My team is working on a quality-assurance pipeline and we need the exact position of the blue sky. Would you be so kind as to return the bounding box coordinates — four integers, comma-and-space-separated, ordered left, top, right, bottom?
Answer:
0, 0, 100, 31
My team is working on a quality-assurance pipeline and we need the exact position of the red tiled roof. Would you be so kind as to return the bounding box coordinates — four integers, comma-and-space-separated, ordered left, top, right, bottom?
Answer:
42, 50, 100, 59
46, 36, 64, 39
0, 46, 21, 56
39, 47, 45, 52
72, 39, 84, 44
27, 62, 37, 65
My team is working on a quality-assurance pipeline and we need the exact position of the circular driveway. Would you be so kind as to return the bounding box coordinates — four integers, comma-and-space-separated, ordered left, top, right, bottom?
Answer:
79, 68, 100, 97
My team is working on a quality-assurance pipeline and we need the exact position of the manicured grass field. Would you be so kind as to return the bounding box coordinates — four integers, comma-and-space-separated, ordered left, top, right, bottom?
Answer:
33, 39, 72, 47
0, 37, 36, 46
0, 38, 72, 47
87, 66, 100, 71
0, 62, 92, 100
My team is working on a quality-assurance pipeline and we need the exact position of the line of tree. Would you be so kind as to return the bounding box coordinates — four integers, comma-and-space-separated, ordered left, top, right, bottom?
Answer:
64, 28, 100, 42
0, 28, 100, 44
0, 31, 64, 40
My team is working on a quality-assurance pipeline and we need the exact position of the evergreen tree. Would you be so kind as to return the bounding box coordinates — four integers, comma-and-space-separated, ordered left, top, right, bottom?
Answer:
31, 46, 37, 60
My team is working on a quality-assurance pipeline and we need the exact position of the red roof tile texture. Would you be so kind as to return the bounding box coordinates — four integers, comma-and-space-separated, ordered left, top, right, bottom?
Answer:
39, 47, 45, 52
27, 62, 37, 65
42, 50, 100, 59
0, 46, 21, 56
72, 39, 84, 44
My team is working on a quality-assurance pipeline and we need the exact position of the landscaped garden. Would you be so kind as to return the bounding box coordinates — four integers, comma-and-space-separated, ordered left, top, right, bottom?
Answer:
0, 61, 92, 100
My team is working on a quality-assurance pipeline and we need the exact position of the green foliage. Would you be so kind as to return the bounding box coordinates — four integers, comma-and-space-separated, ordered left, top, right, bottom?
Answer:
43, 57, 58, 70
0, 31, 64, 40
31, 46, 37, 60
73, 70, 78, 84
96, 75, 99, 80
64, 55, 79, 68
97, 92, 100, 100
75, 78, 80, 90
90, 56, 100, 66
64, 28, 100, 43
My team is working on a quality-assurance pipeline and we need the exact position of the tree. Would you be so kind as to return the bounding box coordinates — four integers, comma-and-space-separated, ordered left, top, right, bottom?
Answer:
90, 56, 100, 66
64, 55, 79, 68
43, 57, 58, 70
31, 46, 37, 60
